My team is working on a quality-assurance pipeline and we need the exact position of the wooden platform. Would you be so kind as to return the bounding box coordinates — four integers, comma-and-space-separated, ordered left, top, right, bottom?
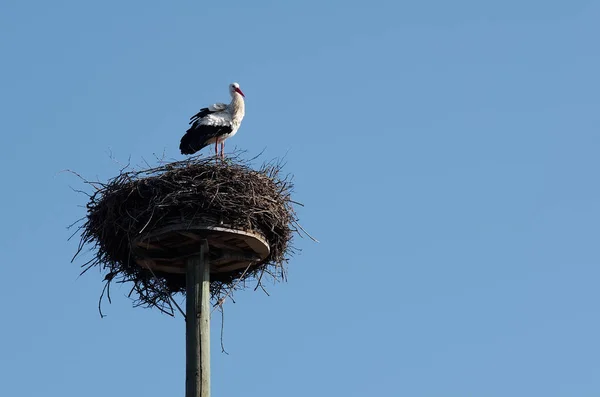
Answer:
133, 221, 270, 275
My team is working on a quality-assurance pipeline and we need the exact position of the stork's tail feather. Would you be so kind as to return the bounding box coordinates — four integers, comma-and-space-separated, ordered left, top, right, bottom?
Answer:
179, 129, 209, 155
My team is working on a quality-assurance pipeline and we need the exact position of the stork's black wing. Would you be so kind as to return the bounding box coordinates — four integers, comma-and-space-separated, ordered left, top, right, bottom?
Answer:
182, 102, 231, 155
179, 123, 233, 155
189, 108, 212, 124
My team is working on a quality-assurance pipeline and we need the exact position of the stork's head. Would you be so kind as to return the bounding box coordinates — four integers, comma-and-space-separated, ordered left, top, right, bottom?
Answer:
229, 82, 245, 98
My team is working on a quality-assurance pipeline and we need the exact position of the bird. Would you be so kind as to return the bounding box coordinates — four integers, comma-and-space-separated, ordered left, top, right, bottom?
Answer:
179, 82, 246, 158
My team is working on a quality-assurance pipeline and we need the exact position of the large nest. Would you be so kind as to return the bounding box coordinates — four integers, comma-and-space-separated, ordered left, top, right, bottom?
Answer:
70, 154, 300, 316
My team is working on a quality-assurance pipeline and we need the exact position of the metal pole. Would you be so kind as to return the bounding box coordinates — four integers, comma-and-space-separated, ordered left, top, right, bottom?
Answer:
186, 240, 210, 397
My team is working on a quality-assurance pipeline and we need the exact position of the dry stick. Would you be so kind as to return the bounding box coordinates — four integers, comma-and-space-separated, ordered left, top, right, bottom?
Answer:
253, 267, 266, 291
211, 262, 254, 314
138, 206, 156, 235
218, 306, 229, 355
294, 221, 320, 243
98, 281, 110, 318
143, 263, 186, 319
59, 169, 104, 191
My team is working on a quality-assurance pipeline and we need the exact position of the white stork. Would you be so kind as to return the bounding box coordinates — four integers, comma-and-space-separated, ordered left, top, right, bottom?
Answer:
179, 82, 246, 158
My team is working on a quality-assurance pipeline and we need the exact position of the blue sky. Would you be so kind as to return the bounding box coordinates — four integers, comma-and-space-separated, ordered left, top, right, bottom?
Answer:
1, 0, 600, 395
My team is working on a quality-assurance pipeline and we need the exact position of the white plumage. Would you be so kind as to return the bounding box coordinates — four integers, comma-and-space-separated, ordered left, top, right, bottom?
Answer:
180, 82, 245, 157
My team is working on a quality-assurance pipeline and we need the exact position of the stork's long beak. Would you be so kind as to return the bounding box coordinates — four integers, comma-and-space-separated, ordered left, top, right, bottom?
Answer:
235, 87, 245, 97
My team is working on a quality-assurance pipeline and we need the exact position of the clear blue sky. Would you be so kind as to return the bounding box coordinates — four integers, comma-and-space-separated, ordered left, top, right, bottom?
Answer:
1, 1, 600, 395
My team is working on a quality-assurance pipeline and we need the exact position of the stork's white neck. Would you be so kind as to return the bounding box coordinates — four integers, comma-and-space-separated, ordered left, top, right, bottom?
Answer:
230, 93, 245, 125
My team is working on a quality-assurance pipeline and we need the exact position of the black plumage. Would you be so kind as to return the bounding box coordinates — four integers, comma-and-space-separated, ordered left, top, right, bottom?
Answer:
189, 107, 213, 124
180, 82, 245, 157
179, 124, 233, 155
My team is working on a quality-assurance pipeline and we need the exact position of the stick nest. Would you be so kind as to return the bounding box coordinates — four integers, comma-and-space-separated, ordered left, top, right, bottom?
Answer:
71, 154, 299, 316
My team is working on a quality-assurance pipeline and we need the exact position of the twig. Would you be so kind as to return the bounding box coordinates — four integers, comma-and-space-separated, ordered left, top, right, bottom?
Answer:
294, 221, 319, 243
143, 263, 186, 319
219, 306, 229, 355
211, 262, 254, 313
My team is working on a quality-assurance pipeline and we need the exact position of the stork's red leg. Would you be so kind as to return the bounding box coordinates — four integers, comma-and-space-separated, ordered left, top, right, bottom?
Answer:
221, 142, 225, 159
215, 141, 218, 157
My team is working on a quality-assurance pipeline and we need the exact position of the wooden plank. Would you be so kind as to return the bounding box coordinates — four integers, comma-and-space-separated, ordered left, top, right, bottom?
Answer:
134, 224, 271, 276
134, 247, 181, 261
178, 231, 204, 241
198, 239, 235, 251
135, 241, 165, 251
215, 262, 258, 273
140, 221, 269, 250
243, 234, 270, 258
211, 251, 261, 267
139, 261, 185, 274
